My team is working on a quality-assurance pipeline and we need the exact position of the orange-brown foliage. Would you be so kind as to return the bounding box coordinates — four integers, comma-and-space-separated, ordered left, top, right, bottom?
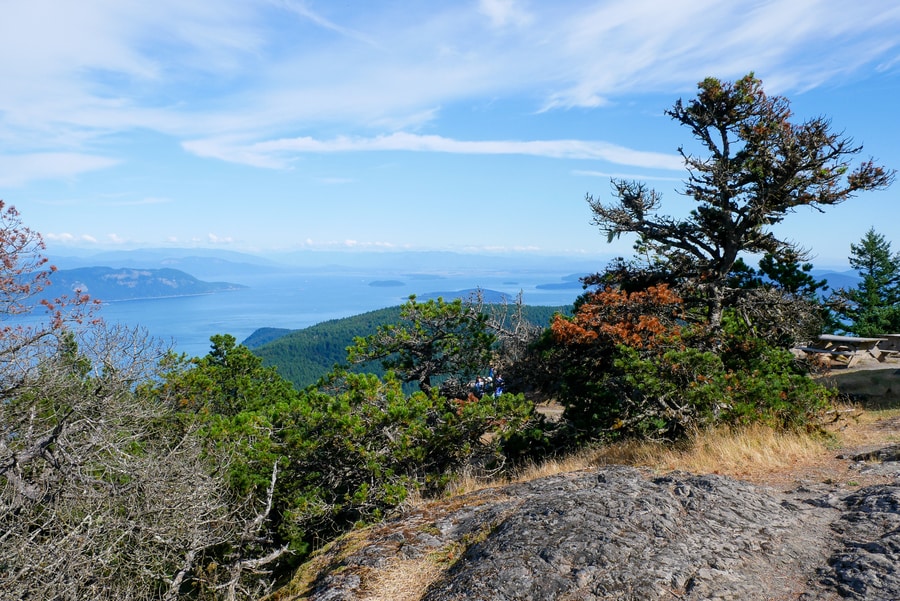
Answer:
551, 285, 683, 350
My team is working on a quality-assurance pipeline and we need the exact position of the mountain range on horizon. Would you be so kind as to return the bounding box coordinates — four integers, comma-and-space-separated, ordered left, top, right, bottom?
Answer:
45, 245, 857, 279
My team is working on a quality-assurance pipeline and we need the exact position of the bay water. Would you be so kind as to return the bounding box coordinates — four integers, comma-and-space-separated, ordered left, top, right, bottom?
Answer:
87, 269, 585, 358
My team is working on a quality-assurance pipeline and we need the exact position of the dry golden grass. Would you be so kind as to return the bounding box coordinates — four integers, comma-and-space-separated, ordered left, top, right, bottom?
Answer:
356, 557, 447, 601
439, 405, 900, 499
268, 529, 451, 601
441, 448, 599, 499
357, 519, 495, 601
835, 407, 900, 446
593, 425, 829, 480
510, 447, 599, 482
439, 426, 830, 499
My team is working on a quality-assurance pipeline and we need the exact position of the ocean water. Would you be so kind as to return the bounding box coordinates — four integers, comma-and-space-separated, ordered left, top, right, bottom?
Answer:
80, 269, 585, 358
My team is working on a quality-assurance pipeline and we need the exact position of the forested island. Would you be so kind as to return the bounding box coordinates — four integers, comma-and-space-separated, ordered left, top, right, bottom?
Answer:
43, 266, 245, 301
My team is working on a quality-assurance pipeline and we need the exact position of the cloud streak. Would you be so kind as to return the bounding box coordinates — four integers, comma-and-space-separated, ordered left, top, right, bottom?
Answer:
184, 132, 684, 170
0, 153, 119, 186
1, 1, 897, 181
3, 1, 895, 264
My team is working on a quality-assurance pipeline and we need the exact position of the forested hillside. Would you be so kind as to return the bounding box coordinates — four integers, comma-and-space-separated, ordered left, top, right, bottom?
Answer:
44, 266, 245, 301
247, 304, 570, 389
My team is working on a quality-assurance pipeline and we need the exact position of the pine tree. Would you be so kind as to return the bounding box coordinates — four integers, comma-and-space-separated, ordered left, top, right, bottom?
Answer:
831, 228, 900, 335
586, 74, 894, 328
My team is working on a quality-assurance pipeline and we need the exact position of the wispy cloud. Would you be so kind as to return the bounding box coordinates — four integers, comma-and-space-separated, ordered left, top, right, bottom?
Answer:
44, 232, 100, 245
478, 0, 533, 28
266, 0, 378, 46
573, 170, 684, 182
295, 238, 404, 250
206, 233, 236, 245
104, 197, 174, 207
1, 1, 898, 178
184, 132, 684, 170
0, 153, 119, 186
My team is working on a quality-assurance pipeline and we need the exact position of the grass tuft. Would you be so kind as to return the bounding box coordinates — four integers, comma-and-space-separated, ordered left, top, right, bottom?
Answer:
592, 425, 828, 480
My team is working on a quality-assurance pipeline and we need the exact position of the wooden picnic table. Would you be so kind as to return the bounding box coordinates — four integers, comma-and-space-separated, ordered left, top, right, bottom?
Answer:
796, 334, 887, 367
877, 333, 900, 353
817, 334, 886, 355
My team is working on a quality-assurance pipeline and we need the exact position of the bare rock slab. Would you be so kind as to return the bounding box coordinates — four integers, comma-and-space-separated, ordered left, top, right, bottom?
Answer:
422, 467, 832, 601
295, 464, 900, 601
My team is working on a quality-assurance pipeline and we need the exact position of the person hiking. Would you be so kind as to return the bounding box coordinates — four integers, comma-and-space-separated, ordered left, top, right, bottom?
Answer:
493, 372, 504, 397
473, 376, 485, 399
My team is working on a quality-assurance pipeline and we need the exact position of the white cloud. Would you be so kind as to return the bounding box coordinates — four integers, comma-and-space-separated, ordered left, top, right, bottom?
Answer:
573, 170, 684, 182
185, 132, 684, 170
292, 238, 402, 251
181, 137, 287, 169
207, 233, 235, 244
0, 153, 119, 186
266, 0, 378, 46
1, 1, 898, 180
44, 233, 75, 243
478, 0, 533, 28
105, 197, 174, 207
462, 243, 545, 253
44, 232, 99, 245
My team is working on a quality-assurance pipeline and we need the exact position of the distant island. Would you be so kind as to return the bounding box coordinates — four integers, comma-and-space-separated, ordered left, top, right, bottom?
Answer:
43, 267, 246, 302
416, 288, 512, 303
536, 281, 585, 290
368, 280, 405, 287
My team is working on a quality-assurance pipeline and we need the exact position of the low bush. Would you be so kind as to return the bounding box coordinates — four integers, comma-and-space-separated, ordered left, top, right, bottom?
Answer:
533, 285, 834, 442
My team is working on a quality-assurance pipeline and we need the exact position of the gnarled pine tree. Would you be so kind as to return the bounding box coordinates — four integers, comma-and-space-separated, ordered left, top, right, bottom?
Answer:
588, 74, 894, 328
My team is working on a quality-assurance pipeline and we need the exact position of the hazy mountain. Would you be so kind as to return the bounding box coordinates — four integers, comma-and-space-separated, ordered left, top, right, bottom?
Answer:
42, 246, 860, 301
416, 288, 514, 303
810, 269, 860, 294
43, 267, 246, 302
268, 249, 607, 274
47, 248, 284, 280
44, 247, 614, 281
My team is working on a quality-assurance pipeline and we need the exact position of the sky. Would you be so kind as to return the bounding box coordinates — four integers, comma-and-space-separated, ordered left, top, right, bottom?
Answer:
1, 0, 899, 269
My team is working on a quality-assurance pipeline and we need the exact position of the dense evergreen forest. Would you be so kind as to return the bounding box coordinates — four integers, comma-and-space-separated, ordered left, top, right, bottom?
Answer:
246, 304, 571, 389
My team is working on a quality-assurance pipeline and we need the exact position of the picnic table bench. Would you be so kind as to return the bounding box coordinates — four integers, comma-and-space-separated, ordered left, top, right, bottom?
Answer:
796, 334, 887, 367
877, 333, 900, 354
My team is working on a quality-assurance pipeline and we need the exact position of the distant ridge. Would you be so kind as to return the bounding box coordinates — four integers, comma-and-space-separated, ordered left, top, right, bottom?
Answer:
416, 288, 512, 303
48, 248, 280, 280
44, 267, 246, 302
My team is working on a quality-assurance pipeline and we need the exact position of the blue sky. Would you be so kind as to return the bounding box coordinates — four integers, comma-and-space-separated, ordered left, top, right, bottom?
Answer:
1, 0, 898, 268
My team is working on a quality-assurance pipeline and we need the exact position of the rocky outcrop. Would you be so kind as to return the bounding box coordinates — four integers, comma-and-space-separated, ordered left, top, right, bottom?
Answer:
282, 459, 900, 601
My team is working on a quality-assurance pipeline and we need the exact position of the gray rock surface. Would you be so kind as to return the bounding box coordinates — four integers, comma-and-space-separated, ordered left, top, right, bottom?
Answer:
296, 463, 900, 601
819, 485, 900, 599
421, 467, 837, 601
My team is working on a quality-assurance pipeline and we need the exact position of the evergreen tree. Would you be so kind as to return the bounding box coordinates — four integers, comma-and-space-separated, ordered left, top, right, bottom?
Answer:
586, 74, 894, 328
831, 228, 900, 335
346, 295, 495, 394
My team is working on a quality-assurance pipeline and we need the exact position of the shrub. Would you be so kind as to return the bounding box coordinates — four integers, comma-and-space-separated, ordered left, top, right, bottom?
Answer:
272, 370, 540, 545
535, 285, 834, 442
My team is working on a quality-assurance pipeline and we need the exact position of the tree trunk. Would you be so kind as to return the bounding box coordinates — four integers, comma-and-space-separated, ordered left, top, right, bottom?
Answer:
708, 286, 725, 330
